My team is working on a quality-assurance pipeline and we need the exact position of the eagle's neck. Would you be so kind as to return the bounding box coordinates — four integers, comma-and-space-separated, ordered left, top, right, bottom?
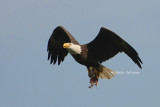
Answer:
66, 44, 82, 55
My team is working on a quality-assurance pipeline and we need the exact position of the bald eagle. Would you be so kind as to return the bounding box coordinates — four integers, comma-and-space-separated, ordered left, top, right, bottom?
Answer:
47, 26, 142, 88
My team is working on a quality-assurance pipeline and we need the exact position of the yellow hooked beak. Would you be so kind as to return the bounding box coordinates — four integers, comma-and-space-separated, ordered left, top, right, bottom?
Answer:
63, 43, 71, 48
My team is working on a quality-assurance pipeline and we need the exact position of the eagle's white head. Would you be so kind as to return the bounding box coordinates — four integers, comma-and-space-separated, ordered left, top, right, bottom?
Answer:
63, 43, 82, 55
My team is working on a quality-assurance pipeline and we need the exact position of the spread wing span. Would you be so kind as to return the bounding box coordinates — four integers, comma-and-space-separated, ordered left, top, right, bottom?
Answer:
47, 26, 79, 65
87, 27, 142, 68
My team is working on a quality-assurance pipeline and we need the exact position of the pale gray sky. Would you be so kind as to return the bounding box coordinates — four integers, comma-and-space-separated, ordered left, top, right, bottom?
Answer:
0, 0, 160, 107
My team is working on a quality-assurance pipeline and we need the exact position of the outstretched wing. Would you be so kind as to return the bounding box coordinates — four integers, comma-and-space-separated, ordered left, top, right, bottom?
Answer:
47, 26, 79, 65
86, 27, 142, 68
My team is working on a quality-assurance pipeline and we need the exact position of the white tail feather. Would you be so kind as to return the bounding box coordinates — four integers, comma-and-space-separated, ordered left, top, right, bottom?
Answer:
99, 65, 116, 79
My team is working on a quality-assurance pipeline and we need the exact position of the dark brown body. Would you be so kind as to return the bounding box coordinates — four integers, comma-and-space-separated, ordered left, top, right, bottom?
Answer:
71, 45, 100, 68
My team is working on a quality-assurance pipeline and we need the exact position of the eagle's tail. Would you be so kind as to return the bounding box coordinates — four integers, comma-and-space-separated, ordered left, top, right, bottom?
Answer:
98, 64, 116, 79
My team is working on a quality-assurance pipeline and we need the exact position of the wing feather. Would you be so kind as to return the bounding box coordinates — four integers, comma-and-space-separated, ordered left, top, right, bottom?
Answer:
86, 27, 142, 68
47, 26, 79, 65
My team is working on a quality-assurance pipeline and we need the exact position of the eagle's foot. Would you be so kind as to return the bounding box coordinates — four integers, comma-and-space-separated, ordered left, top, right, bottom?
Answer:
88, 75, 99, 88
88, 67, 99, 88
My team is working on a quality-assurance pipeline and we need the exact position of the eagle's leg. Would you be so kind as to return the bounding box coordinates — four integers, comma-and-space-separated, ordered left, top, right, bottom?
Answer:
88, 67, 99, 88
